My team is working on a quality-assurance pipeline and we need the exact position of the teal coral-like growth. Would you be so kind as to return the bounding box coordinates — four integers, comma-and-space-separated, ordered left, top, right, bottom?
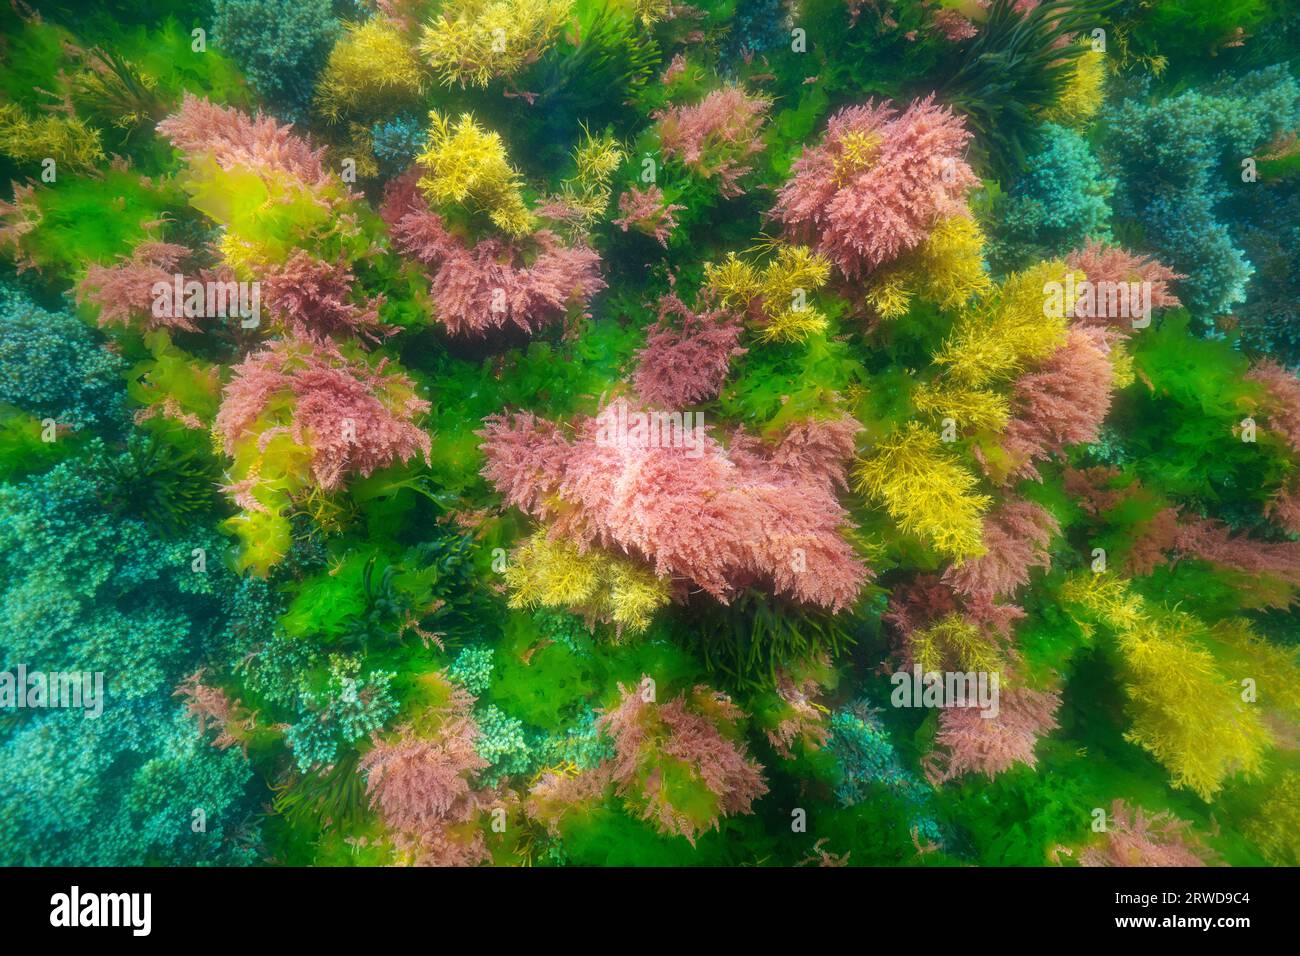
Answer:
1, 0, 1300, 870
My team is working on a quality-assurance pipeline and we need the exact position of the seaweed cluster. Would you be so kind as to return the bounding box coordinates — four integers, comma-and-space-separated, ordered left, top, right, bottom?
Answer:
1, 0, 1299, 868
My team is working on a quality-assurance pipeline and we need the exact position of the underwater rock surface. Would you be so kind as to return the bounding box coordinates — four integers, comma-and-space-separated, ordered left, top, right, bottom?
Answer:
0, 0, 1298, 868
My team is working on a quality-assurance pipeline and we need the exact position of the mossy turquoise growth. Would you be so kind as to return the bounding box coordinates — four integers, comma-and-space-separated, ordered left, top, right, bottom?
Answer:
449, 643, 495, 697
827, 704, 944, 848
210, 0, 339, 122
371, 114, 429, 176
985, 123, 1114, 274
1104, 65, 1300, 316
0, 284, 127, 434
474, 703, 533, 785
283, 657, 399, 772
